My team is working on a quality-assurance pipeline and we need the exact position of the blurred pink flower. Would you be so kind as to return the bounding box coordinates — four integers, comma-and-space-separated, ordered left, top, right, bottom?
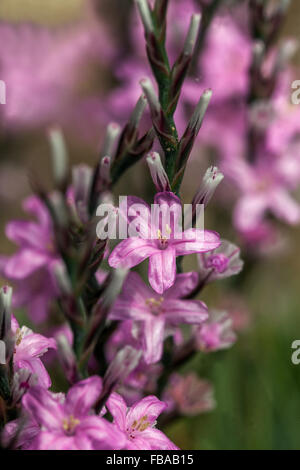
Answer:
0, 196, 59, 322
194, 309, 236, 352
0, 18, 112, 130
163, 373, 215, 415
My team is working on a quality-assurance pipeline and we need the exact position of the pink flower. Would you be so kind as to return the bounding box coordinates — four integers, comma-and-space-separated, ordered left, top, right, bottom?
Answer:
199, 15, 251, 103
109, 271, 208, 364
0, 196, 59, 322
197, 239, 243, 283
108, 192, 220, 293
22, 377, 126, 450
12, 316, 56, 389
107, 393, 178, 450
195, 310, 236, 352
225, 156, 300, 236
163, 373, 215, 416
0, 19, 111, 130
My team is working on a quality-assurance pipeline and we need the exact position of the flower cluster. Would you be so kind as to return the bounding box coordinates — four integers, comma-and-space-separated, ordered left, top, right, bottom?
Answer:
1, 0, 297, 452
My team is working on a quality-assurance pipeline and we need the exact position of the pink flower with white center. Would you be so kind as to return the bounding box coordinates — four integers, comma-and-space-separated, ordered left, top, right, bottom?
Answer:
0, 196, 59, 323
108, 192, 220, 294
195, 310, 236, 352
109, 271, 208, 364
12, 316, 56, 389
197, 239, 243, 283
107, 393, 178, 450
22, 377, 126, 450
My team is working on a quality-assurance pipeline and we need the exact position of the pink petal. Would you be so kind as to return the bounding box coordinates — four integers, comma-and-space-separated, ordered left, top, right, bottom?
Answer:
109, 299, 150, 322
5, 221, 48, 252
153, 192, 182, 236
16, 358, 52, 388
148, 247, 176, 294
66, 376, 102, 416
109, 238, 158, 269
143, 317, 165, 364
79, 415, 126, 450
106, 392, 128, 431
17, 333, 56, 358
164, 272, 199, 299
22, 386, 64, 430
174, 229, 220, 255
127, 395, 167, 428
141, 428, 179, 450
269, 188, 300, 224
163, 299, 208, 324
4, 249, 50, 279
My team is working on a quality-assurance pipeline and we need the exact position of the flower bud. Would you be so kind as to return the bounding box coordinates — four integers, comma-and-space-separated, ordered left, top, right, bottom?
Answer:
56, 333, 78, 384
100, 156, 111, 186
72, 164, 93, 206
192, 166, 224, 208
128, 94, 147, 131
135, 0, 154, 34
140, 78, 161, 117
103, 346, 142, 393
48, 127, 69, 190
0, 286, 12, 341
183, 14, 201, 57
52, 260, 72, 296
146, 152, 170, 192
101, 123, 121, 160
188, 89, 212, 135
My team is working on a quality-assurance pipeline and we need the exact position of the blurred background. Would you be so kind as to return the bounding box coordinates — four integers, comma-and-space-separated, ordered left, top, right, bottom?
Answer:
0, 0, 300, 450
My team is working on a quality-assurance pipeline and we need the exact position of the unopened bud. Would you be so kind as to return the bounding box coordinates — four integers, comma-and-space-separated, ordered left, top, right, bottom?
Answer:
183, 14, 201, 56
102, 268, 128, 310
48, 191, 69, 228
188, 89, 212, 135
100, 156, 111, 186
147, 152, 170, 192
103, 346, 141, 392
275, 39, 298, 72
72, 165, 93, 206
253, 40, 265, 68
193, 166, 224, 208
48, 127, 69, 189
128, 94, 147, 131
56, 333, 78, 384
135, 0, 154, 34
101, 123, 121, 160
0, 286, 12, 340
52, 261, 72, 296
140, 78, 161, 116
